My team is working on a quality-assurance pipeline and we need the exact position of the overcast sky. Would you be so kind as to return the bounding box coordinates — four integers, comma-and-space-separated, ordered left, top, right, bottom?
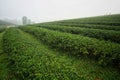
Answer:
0, 0, 120, 22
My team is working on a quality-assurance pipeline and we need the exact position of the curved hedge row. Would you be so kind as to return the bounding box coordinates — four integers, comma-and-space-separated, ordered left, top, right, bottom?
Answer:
46, 23, 120, 31
3, 28, 80, 79
20, 26, 120, 68
38, 25, 120, 43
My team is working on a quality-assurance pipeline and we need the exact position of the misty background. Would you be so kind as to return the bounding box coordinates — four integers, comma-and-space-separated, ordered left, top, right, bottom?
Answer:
0, 0, 120, 25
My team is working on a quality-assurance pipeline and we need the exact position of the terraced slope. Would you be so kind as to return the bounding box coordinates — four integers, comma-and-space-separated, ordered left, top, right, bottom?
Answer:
3, 28, 81, 79
36, 25, 120, 43
45, 14, 120, 26
0, 27, 118, 80
20, 26, 120, 80
36, 14, 120, 31
0, 14, 120, 79
20, 26, 120, 68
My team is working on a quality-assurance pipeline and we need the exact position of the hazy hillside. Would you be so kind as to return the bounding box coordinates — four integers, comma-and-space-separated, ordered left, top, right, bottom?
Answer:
3, 19, 22, 25
0, 14, 120, 80
44, 14, 120, 26
0, 20, 13, 26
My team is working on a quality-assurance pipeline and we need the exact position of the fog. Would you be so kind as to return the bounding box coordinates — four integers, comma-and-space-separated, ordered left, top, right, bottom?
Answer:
0, 0, 120, 23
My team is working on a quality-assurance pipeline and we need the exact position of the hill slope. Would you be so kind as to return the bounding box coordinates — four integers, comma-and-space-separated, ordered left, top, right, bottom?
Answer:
0, 20, 13, 27
43, 14, 120, 26
0, 14, 120, 79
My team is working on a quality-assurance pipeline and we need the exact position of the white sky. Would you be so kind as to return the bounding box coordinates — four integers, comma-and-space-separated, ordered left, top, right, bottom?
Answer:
0, 0, 120, 22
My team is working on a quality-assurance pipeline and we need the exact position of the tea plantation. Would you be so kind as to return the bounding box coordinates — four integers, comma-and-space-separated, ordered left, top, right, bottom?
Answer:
0, 14, 120, 80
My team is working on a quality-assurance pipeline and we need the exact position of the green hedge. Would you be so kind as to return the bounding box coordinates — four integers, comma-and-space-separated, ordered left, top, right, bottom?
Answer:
37, 24, 120, 43
3, 28, 80, 79
43, 23, 120, 31
20, 26, 120, 68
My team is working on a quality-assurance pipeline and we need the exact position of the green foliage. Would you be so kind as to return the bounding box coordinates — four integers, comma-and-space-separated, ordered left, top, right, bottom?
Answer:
0, 28, 5, 33
20, 26, 120, 68
0, 32, 9, 80
37, 24, 120, 43
54, 14, 120, 26
1, 14, 120, 79
50, 23, 120, 31
36, 14, 120, 31
3, 28, 82, 80
0, 54, 8, 80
